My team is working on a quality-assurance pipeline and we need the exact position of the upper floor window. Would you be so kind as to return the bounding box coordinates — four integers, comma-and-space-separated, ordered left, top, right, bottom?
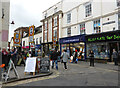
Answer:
40, 37, 42, 44
80, 23, 85, 34
53, 29, 57, 38
85, 3, 92, 17
93, 19, 101, 33
118, 14, 120, 29
45, 22, 47, 31
117, 0, 120, 7
54, 18, 57, 27
40, 27, 42, 33
67, 27, 71, 37
67, 13, 71, 23
36, 38, 38, 45
45, 32, 47, 41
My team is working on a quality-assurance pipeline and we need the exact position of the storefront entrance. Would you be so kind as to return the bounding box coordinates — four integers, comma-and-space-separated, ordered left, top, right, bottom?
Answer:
109, 42, 120, 62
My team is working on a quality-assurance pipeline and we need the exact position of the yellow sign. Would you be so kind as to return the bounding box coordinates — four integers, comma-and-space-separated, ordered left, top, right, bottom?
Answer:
29, 25, 34, 43
14, 32, 20, 47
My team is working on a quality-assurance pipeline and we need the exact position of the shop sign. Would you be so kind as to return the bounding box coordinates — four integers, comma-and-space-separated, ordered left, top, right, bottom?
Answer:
87, 34, 120, 42
14, 32, 20, 47
29, 25, 34, 43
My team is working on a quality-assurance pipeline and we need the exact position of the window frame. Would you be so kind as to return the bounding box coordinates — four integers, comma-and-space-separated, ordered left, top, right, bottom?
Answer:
85, 3, 92, 17
67, 27, 71, 37
80, 23, 86, 34
67, 12, 71, 23
93, 19, 101, 33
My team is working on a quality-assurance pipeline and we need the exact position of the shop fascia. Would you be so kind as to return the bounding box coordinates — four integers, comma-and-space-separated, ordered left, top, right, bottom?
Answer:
87, 34, 120, 42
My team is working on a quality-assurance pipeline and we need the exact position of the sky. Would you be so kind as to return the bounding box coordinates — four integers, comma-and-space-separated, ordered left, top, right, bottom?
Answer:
9, 0, 61, 41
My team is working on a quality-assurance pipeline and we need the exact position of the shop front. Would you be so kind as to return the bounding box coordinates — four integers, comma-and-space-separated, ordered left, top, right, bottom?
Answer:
86, 30, 120, 62
59, 35, 86, 60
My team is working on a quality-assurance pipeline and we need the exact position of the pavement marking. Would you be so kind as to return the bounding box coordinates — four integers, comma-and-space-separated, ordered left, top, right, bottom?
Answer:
3, 70, 60, 86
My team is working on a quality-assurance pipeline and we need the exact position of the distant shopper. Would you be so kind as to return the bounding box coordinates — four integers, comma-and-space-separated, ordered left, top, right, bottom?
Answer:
118, 50, 120, 65
51, 49, 59, 70
11, 48, 17, 68
73, 49, 78, 63
89, 50, 94, 67
37, 49, 42, 58
112, 49, 118, 66
61, 50, 69, 70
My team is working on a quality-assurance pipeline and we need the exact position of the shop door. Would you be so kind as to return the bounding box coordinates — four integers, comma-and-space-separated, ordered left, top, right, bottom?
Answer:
109, 42, 118, 62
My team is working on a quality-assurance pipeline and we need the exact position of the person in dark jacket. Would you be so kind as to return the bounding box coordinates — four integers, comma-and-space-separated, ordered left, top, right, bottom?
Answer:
89, 50, 94, 67
11, 49, 17, 68
118, 50, 120, 65
112, 49, 118, 66
51, 49, 58, 70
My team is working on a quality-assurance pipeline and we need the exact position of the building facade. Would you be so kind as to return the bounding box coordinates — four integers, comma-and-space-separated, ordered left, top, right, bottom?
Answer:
0, 0, 10, 49
41, 0, 120, 61
41, 1, 63, 54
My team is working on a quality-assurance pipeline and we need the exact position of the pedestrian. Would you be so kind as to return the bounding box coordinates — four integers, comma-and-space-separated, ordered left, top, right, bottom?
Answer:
73, 49, 78, 63
112, 49, 118, 66
89, 50, 94, 67
37, 49, 42, 58
51, 49, 59, 70
61, 50, 69, 70
2, 47, 8, 70
10, 48, 17, 68
118, 50, 120, 65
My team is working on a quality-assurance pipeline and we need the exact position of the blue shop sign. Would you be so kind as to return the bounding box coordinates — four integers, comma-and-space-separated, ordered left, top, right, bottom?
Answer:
59, 35, 85, 44
35, 44, 41, 48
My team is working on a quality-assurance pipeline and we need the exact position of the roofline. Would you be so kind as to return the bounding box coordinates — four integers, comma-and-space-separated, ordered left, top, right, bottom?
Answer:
42, 0, 62, 13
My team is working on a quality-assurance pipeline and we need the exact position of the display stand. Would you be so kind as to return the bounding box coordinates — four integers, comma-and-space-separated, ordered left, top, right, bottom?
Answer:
24, 57, 37, 76
5, 59, 19, 82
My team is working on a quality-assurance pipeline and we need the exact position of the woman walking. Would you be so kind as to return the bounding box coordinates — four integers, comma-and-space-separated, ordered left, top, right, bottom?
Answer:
61, 50, 69, 70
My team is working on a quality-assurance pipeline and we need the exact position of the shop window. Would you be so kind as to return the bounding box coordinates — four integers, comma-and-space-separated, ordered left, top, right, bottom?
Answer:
67, 27, 71, 37
85, 3, 92, 17
117, 0, 120, 7
36, 38, 38, 45
40, 37, 42, 44
67, 13, 71, 23
54, 18, 57, 27
80, 23, 85, 34
93, 19, 101, 33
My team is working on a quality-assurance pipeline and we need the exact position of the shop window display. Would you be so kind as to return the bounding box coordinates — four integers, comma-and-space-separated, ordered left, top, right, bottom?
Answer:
87, 43, 110, 59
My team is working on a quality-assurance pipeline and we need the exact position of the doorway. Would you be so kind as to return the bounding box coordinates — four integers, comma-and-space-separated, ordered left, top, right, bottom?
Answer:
109, 42, 118, 62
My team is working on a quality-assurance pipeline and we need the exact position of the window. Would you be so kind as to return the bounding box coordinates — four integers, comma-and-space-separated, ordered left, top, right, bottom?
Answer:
67, 13, 71, 23
67, 27, 71, 36
118, 14, 120, 29
53, 29, 57, 38
54, 18, 57, 27
80, 23, 85, 34
45, 32, 47, 40
40, 37, 42, 44
40, 27, 42, 33
93, 19, 101, 33
36, 38, 38, 45
23, 41, 25, 46
45, 23, 47, 31
117, 0, 120, 7
85, 3, 92, 17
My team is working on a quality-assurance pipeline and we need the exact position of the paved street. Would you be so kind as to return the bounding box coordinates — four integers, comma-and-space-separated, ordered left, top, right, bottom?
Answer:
4, 61, 118, 86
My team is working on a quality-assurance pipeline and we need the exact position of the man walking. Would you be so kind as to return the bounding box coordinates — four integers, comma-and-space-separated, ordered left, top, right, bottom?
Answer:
89, 50, 94, 67
51, 49, 58, 70
112, 49, 118, 66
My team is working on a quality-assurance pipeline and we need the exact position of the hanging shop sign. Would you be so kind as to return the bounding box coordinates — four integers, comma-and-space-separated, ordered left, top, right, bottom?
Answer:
29, 25, 34, 43
86, 30, 120, 43
14, 32, 20, 47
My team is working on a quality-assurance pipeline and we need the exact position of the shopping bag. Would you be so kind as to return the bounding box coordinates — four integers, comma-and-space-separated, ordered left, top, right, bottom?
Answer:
50, 60, 52, 66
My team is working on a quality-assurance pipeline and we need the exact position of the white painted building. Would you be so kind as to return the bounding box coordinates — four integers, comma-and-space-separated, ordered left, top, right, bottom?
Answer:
0, 0, 10, 49
41, 0, 120, 61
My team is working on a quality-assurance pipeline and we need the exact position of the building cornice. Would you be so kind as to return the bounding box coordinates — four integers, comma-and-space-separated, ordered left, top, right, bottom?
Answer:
40, 10, 63, 22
